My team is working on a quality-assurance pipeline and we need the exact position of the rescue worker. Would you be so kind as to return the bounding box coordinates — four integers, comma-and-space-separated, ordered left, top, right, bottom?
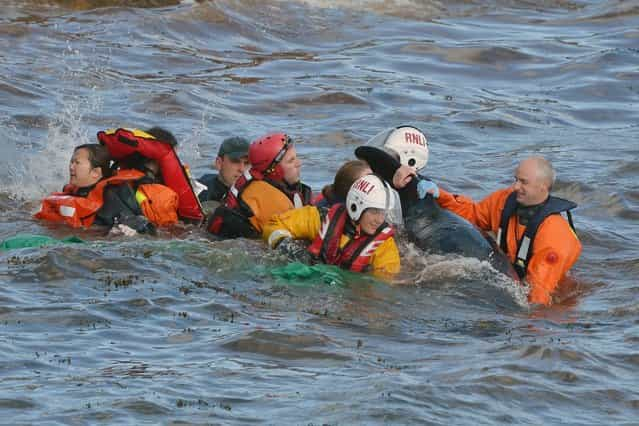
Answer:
207, 132, 312, 238
368, 125, 430, 172
355, 125, 432, 213
263, 174, 401, 278
419, 156, 582, 306
35, 143, 155, 234
197, 136, 250, 204
312, 160, 372, 208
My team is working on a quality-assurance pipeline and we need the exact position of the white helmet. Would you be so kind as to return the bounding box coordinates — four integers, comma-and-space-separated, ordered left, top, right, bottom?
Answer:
367, 125, 429, 171
346, 174, 402, 225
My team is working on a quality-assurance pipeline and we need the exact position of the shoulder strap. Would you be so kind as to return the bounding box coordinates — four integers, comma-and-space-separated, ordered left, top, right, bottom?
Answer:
340, 223, 390, 271
513, 195, 578, 279
317, 204, 347, 263
226, 170, 257, 218
497, 191, 518, 253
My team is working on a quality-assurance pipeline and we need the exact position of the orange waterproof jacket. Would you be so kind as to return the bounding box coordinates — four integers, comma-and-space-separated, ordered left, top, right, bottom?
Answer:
35, 169, 145, 228
437, 187, 582, 305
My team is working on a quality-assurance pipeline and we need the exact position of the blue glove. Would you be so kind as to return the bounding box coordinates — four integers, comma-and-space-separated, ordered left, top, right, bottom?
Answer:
417, 179, 439, 199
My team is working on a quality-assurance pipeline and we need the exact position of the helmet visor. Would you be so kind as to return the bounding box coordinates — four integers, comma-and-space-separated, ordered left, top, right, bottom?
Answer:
384, 184, 403, 227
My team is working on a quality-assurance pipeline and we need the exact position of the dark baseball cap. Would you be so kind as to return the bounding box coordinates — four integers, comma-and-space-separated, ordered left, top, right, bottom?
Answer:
218, 137, 250, 159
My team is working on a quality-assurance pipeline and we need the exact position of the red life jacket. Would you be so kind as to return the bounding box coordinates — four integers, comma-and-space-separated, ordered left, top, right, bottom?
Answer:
307, 204, 394, 272
207, 169, 312, 237
35, 169, 145, 228
97, 128, 204, 222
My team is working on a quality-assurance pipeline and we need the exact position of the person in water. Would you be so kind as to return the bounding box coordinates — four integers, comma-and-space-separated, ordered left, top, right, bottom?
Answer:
35, 143, 156, 234
117, 127, 182, 228
197, 136, 250, 203
355, 125, 433, 214
263, 174, 401, 278
117, 126, 178, 185
96, 126, 203, 224
312, 160, 372, 208
207, 132, 312, 238
417, 156, 581, 306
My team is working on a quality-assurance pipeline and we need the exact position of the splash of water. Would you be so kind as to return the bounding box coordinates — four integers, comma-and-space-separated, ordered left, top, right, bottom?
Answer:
398, 241, 529, 308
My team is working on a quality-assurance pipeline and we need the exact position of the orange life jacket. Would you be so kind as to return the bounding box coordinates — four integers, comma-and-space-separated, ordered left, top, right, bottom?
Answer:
35, 169, 145, 228
307, 204, 394, 272
97, 128, 204, 222
135, 183, 179, 227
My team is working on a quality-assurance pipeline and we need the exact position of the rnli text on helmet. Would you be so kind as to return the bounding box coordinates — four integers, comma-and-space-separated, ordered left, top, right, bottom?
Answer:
354, 179, 375, 195
405, 132, 425, 146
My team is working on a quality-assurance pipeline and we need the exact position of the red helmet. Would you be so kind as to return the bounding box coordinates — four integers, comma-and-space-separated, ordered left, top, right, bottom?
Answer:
249, 132, 291, 181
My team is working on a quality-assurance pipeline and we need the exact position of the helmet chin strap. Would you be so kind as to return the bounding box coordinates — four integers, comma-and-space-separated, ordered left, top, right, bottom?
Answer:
264, 138, 290, 176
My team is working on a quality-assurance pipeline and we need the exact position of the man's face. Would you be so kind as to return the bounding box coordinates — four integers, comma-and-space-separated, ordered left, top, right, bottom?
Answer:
216, 155, 250, 187
69, 148, 101, 188
359, 207, 385, 235
279, 146, 302, 186
512, 159, 549, 206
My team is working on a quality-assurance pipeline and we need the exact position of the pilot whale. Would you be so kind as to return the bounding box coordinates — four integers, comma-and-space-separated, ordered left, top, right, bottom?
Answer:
404, 195, 518, 280
354, 145, 517, 280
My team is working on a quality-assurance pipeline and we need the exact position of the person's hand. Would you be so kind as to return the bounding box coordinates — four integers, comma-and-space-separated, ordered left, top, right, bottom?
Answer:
267, 229, 293, 249
417, 179, 439, 199
109, 223, 138, 237
277, 237, 313, 264
392, 165, 416, 189
118, 215, 156, 235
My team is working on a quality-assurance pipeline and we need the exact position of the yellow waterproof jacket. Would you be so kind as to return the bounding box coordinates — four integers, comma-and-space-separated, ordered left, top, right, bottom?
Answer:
263, 205, 400, 277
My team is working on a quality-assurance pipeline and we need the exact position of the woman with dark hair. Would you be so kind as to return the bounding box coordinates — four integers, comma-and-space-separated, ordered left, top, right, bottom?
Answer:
35, 143, 155, 234
313, 160, 372, 208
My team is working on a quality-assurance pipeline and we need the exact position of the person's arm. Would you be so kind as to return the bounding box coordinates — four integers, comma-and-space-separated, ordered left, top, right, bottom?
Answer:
525, 217, 582, 305
96, 185, 154, 234
262, 205, 322, 247
436, 188, 512, 232
355, 146, 400, 183
355, 146, 420, 212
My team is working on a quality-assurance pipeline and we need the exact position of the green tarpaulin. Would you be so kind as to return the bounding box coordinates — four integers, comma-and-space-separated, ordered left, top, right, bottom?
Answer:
0, 234, 84, 250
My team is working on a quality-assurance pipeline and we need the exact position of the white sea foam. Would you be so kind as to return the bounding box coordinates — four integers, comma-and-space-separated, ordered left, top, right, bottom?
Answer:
397, 241, 529, 308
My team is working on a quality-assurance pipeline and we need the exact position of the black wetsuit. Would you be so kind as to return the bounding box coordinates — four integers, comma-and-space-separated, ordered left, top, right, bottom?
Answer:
197, 173, 229, 203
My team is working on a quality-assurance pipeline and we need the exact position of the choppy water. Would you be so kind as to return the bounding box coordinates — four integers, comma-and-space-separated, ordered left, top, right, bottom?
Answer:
1, 0, 638, 424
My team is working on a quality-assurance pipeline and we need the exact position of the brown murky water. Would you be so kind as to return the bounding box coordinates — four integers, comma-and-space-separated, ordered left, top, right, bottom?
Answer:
1, 0, 638, 423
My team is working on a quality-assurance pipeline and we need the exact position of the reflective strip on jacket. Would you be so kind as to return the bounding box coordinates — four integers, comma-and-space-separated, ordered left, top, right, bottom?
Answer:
34, 169, 145, 228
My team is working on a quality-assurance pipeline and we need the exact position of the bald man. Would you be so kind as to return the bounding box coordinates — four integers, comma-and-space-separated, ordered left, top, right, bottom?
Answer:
431, 156, 581, 306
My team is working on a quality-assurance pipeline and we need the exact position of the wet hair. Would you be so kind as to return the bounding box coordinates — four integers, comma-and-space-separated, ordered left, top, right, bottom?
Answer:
74, 144, 113, 178
119, 153, 163, 183
146, 127, 178, 147
530, 156, 555, 190
323, 160, 372, 202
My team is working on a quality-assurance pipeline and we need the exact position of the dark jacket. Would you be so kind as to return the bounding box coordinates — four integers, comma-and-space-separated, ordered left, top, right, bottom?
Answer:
74, 182, 154, 233
197, 173, 229, 203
